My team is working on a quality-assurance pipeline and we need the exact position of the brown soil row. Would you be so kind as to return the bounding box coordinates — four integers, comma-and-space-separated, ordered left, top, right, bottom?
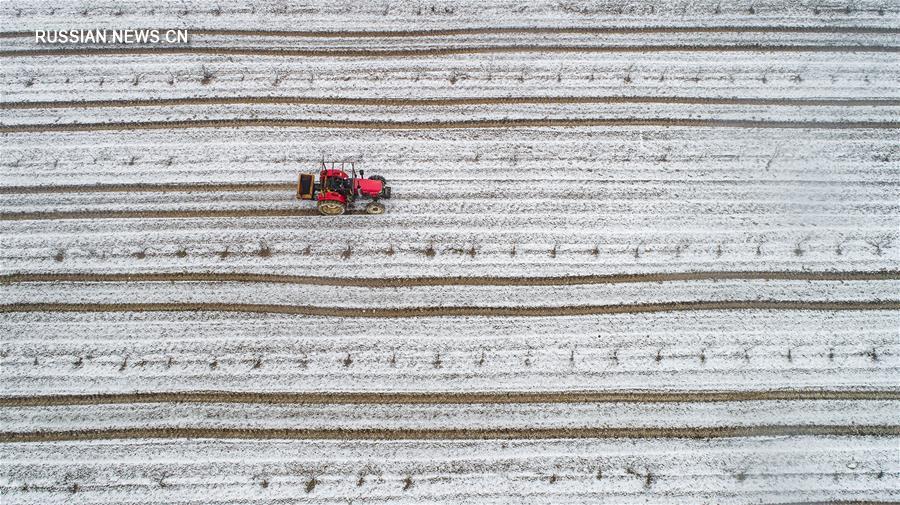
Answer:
2, 271, 898, 288
787, 502, 895, 505
0, 182, 293, 194
0, 208, 320, 221
1, 44, 898, 59
1, 425, 896, 442
2, 26, 899, 39
2, 301, 897, 318
4, 96, 899, 110
3, 118, 898, 134
2, 390, 897, 407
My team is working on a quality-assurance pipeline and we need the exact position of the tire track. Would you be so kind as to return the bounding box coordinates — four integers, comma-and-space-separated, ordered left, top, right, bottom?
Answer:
2, 118, 898, 134
2, 44, 898, 59
1, 301, 896, 318
3, 390, 897, 407
2, 271, 897, 287
1, 425, 896, 442
4, 96, 899, 110
3, 26, 899, 39
0, 208, 320, 221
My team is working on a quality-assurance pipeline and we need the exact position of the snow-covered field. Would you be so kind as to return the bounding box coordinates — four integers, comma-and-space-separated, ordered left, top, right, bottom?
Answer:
1, 0, 899, 503
4, 309, 899, 393
4, 437, 896, 504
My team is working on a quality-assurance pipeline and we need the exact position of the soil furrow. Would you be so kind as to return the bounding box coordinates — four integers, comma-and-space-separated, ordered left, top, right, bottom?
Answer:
0, 182, 293, 194
2, 271, 898, 287
1, 301, 896, 318
0, 208, 320, 221
2, 118, 898, 134
4, 96, 899, 110
3, 26, 899, 39
2, 390, 897, 407
1, 425, 896, 442
1, 45, 898, 59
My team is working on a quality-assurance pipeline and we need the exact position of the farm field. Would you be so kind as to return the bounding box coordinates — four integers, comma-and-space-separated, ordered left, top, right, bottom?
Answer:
1, 0, 899, 503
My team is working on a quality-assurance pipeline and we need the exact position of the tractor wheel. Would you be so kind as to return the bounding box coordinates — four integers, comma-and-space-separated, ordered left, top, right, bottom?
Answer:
317, 200, 346, 216
365, 201, 386, 215
370, 175, 388, 197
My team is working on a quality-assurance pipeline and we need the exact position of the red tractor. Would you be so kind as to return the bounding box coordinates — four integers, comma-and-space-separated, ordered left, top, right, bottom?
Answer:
297, 161, 391, 215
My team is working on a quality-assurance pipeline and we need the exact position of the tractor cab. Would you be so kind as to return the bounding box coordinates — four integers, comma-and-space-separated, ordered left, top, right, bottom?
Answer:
297, 161, 391, 215
323, 169, 352, 194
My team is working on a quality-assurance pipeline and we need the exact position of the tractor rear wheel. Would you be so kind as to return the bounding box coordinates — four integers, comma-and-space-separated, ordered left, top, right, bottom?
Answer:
365, 202, 386, 215
317, 200, 346, 215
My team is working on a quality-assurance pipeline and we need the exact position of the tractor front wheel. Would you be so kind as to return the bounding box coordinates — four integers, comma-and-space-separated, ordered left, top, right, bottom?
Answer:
317, 200, 346, 215
365, 202, 386, 215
